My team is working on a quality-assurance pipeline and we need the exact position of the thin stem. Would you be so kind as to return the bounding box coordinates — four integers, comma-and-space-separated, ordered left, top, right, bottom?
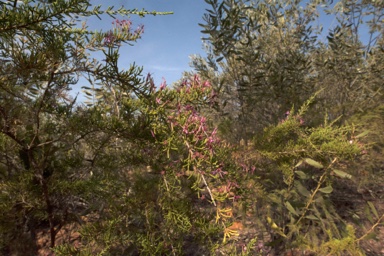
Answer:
200, 172, 216, 206
355, 213, 384, 242
296, 158, 337, 225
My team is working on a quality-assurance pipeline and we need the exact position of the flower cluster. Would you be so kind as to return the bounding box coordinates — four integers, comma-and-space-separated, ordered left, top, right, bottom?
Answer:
179, 74, 212, 94
152, 75, 221, 167
104, 19, 144, 47
113, 19, 133, 30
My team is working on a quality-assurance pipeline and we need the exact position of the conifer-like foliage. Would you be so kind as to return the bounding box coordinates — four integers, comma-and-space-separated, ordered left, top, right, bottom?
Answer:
0, 0, 172, 254
0, 0, 383, 255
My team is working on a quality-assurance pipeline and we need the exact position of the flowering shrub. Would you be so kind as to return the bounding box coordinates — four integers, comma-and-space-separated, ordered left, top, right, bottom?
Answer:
104, 19, 144, 47
73, 73, 261, 255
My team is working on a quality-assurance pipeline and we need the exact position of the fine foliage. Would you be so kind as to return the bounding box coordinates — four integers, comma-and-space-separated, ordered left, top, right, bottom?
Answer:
1, 0, 383, 255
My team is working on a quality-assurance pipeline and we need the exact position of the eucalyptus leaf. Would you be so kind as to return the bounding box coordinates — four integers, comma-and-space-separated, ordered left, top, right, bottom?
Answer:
367, 201, 379, 219
319, 185, 333, 194
305, 215, 319, 221
314, 195, 324, 203
294, 160, 303, 168
295, 171, 307, 179
304, 158, 323, 169
295, 181, 311, 197
355, 131, 369, 138
333, 169, 352, 179
285, 201, 298, 216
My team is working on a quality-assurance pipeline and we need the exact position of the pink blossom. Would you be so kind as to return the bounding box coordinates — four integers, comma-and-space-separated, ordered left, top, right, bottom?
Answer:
212, 166, 228, 178
182, 125, 189, 134
285, 110, 290, 117
203, 81, 211, 87
159, 78, 167, 91
193, 74, 201, 84
104, 31, 115, 46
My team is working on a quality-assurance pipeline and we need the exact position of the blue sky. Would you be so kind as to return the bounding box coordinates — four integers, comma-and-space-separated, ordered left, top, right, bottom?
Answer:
87, 0, 210, 86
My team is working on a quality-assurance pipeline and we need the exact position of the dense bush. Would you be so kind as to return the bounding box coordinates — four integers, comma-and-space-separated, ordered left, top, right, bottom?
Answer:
0, 0, 383, 255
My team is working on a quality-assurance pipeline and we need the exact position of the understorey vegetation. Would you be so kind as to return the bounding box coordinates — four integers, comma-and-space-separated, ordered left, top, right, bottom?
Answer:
0, 0, 383, 255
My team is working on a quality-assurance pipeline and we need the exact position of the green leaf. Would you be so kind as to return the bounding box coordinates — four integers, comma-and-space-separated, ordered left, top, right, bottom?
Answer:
268, 193, 281, 204
305, 215, 319, 221
314, 195, 324, 203
285, 201, 298, 216
295, 181, 310, 197
267, 217, 287, 238
367, 201, 379, 219
295, 171, 307, 180
304, 158, 323, 169
355, 131, 369, 138
294, 160, 303, 168
365, 206, 374, 224
333, 169, 352, 179
319, 185, 333, 194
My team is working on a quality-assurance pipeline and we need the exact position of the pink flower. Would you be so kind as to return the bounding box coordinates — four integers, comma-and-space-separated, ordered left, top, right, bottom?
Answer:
159, 78, 167, 91
193, 74, 201, 84
212, 166, 228, 178
113, 19, 132, 31
203, 81, 211, 87
104, 31, 115, 46
182, 125, 189, 134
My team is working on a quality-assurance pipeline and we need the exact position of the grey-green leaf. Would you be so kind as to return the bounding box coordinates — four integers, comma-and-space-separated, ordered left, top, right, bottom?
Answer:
285, 201, 298, 216
294, 160, 303, 168
295, 181, 311, 197
355, 131, 369, 138
319, 185, 333, 194
295, 171, 307, 179
305, 158, 323, 169
305, 215, 319, 221
333, 169, 352, 179
367, 201, 379, 219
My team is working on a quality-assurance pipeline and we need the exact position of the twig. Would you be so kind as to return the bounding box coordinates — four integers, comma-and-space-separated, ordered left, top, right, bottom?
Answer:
355, 213, 384, 242
296, 158, 337, 225
163, 176, 170, 192
200, 172, 216, 206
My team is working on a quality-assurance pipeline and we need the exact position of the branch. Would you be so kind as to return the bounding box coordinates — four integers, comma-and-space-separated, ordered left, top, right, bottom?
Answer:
0, 106, 25, 147
296, 157, 338, 225
200, 171, 216, 206
355, 213, 384, 242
